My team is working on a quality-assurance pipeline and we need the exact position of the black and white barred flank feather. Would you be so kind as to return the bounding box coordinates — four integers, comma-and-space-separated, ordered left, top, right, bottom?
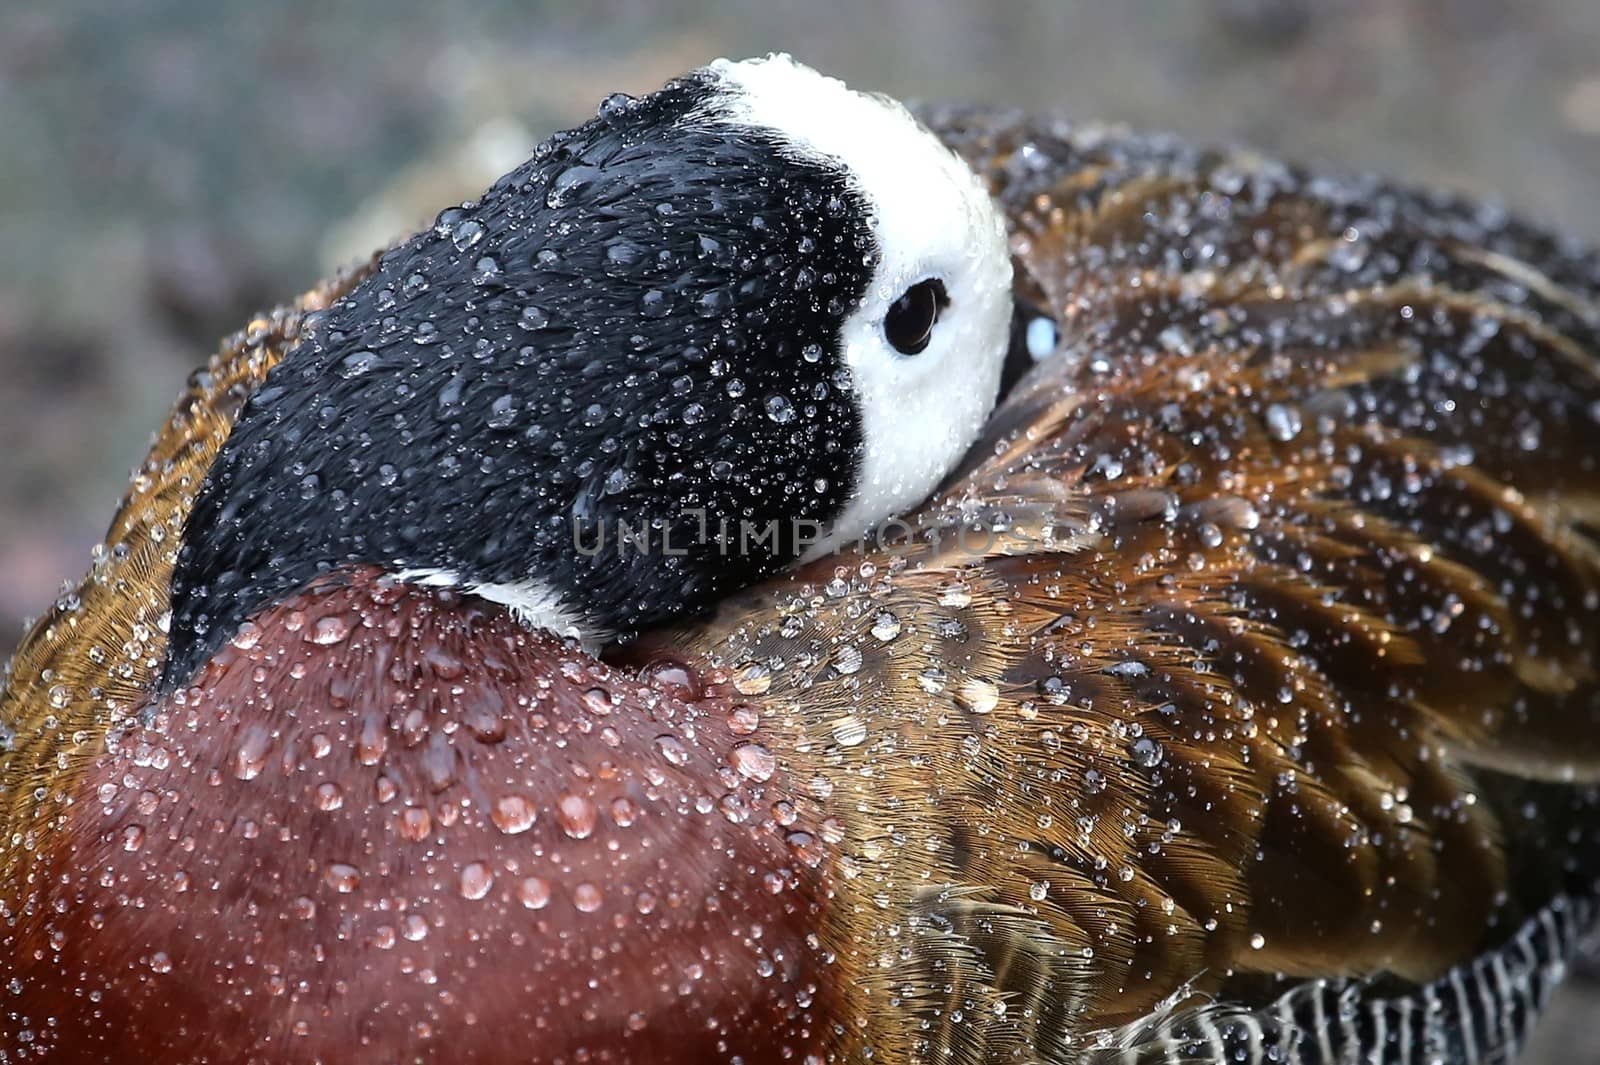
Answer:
1097, 894, 1598, 1065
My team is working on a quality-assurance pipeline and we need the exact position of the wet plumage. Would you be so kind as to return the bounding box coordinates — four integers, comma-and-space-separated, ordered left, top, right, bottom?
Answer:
2, 90, 1599, 1063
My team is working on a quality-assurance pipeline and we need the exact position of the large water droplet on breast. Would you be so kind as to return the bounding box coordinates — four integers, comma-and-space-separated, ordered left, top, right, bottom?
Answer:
491, 794, 537, 835
556, 793, 597, 838
655, 734, 691, 766
518, 877, 552, 910
324, 863, 361, 893
458, 861, 494, 900
398, 806, 432, 842
572, 882, 604, 913
232, 726, 271, 780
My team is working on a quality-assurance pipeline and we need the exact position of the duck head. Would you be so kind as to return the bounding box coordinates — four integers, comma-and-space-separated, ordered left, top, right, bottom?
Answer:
2, 57, 1028, 1063
161, 53, 1014, 690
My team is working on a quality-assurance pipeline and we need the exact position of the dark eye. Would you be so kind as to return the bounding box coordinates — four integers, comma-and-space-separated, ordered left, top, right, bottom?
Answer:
883, 278, 949, 356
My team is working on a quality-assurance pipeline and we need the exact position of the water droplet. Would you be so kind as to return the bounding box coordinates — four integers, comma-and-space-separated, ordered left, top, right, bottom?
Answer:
604, 240, 644, 273
357, 715, 388, 766
450, 218, 485, 251
1029, 880, 1049, 902
727, 706, 760, 736
339, 350, 380, 379
730, 742, 776, 782
546, 165, 600, 209
463, 701, 506, 744
610, 797, 638, 827
1131, 736, 1165, 768
834, 645, 863, 675
233, 727, 270, 780
639, 288, 670, 318
401, 913, 428, 941
938, 582, 973, 608
1250, 933, 1267, 950
518, 877, 552, 910
486, 394, 520, 429
472, 255, 501, 283
572, 882, 603, 913
831, 716, 867, 748
597, 91, 635, 118
653, 733, 691, 767
733, 662, 772, 695
1158, 325, 1194, 355
870, 611, 901, 641
1264, 403, 1303, 442
698, 288, 732, 316
314, 782, 344, 811
458, 861, 494, 900
398, 806, 432, 842
764, 394, 795, 423
491, 794, 537, 835
581, 687, 614, 717
324, 863, 361, 893
557, 794, 597, 839
310, 615, 350, 645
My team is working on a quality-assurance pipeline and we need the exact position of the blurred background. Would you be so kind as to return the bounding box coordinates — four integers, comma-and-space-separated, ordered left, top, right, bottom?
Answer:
1, 0, 1599, 1058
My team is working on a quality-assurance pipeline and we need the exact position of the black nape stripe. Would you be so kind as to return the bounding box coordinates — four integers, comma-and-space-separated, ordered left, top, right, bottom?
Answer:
160, 73, 878, 692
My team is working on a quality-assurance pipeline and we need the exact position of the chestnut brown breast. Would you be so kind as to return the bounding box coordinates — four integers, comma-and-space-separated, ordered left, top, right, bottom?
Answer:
8, 571, 833, 1062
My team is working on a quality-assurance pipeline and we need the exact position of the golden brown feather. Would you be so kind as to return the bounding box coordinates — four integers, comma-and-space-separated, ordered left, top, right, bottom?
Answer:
0, 262, 373, 888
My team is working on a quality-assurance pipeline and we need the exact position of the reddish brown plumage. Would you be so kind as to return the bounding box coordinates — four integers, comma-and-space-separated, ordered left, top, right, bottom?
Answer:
8, 571, 829, 1062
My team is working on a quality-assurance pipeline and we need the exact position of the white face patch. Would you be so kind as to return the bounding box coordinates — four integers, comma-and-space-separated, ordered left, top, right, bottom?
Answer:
702, 54, 1014, 556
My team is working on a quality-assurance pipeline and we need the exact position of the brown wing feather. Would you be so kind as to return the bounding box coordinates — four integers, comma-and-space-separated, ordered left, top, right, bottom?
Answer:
655, 114, 1600, 1060
0, 264, 372, 881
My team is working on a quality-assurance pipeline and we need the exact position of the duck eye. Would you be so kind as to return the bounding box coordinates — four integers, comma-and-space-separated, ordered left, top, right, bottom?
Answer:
883, 278, 949, 356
